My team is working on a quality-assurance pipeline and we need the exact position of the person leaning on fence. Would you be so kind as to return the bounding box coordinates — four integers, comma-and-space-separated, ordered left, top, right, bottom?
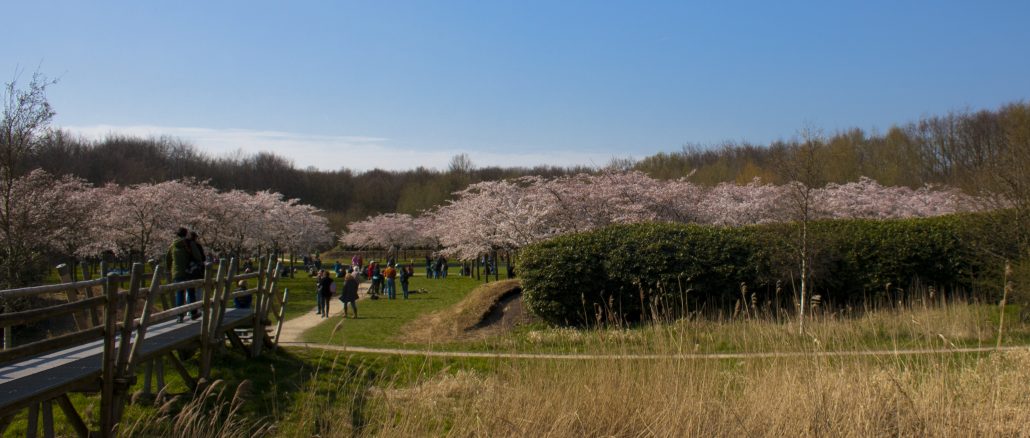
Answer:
166, 227, 197, 323
339, 272, 359, 318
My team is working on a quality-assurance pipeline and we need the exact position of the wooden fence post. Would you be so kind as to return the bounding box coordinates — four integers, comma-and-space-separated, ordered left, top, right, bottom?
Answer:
80, 262, 101, 327
213, 258, 238, 342
199, 260, 225, 382
56, 264, 85, 330
99, 272, 118, 437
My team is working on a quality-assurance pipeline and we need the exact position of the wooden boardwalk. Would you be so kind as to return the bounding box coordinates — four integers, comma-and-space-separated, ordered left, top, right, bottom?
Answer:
0, 257, 289, 437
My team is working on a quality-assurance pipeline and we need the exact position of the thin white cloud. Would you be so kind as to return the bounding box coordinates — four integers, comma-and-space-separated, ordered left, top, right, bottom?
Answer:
61, 124, 619, 172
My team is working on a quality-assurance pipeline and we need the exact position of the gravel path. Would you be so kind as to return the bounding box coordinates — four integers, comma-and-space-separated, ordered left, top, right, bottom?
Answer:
278, 283, 374, 343
276, 280, 1025, 359
277, 342, 1029, 360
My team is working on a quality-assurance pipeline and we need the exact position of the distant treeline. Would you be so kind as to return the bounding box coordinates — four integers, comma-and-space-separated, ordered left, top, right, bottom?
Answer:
29, 100, 1030, 231
28, 134, 587, 231
635, 101, 1030, 192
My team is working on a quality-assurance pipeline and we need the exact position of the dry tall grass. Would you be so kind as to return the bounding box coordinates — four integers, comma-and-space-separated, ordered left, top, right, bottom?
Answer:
129, 301, 1030, 437
307, 302, 1030, 437
355, 347, 1030, 436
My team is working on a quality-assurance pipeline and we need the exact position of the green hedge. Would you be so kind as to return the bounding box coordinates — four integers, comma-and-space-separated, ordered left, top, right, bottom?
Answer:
518, 216, 991, 326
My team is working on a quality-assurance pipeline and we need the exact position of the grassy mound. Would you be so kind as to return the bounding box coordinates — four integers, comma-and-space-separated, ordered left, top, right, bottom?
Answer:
400, 279, 532, 343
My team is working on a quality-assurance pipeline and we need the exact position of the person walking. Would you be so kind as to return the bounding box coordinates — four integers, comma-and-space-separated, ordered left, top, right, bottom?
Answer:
339, 272, 359, 318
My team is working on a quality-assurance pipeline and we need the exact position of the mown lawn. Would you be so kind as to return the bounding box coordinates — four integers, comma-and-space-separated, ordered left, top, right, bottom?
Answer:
301, 275, 487, 347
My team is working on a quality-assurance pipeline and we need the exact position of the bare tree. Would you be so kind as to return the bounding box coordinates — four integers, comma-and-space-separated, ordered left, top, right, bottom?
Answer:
778, 126, 826, 334
0, 70, 57, 287
448, 153, 475, 174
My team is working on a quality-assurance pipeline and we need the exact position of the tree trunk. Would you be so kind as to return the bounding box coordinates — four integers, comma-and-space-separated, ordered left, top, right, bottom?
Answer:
798, 222, 807, 335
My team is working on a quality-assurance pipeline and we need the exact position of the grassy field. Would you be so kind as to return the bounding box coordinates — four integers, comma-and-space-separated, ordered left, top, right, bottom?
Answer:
10, 265, 1030, 436
300, 274, 490, 347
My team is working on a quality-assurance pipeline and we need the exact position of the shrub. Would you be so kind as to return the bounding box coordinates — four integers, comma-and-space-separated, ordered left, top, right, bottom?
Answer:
519, 216, 991, 326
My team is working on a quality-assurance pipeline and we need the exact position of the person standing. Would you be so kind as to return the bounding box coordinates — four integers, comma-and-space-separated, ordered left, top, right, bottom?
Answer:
185, 231, 206, 320
368, 261, 382, 297
315, 269, 334, 318
166, 227, 193, 323
399, 263, 413, 299
339, 272, 359, 318
383, 263, 398, 299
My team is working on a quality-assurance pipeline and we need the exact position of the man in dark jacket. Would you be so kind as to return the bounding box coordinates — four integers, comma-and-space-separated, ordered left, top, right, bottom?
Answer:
167, 227, 195, 322
184, 231, 206, 320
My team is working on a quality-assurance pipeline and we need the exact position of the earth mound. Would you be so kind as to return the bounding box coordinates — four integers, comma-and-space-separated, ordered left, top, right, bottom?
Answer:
400, 279, 534, 343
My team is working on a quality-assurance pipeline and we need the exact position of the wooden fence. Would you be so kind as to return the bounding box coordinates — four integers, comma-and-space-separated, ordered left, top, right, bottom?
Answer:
0, 256, 288, 437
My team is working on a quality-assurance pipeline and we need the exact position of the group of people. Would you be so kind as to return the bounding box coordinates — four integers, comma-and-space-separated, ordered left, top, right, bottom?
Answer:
167, 226, 263, 322
315, 269, 359, 318
366, 261, 416, 299
166, 227, 207, 322
311, 256, 421, 318
425, 255, 449, 279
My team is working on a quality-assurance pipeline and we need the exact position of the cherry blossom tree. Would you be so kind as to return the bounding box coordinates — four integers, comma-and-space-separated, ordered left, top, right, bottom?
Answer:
382, 170, 981, 266
96, 180, 198, 261
0, 169, 95, 285
341, 213, 424, 254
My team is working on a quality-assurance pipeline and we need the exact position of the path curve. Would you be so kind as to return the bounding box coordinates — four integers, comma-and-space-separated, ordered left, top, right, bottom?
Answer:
278, 342, 1030, 360
279, 283, 377, 343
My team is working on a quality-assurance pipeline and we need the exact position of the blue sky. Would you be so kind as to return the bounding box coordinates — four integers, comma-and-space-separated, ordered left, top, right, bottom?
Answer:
4, 1, 1029, 171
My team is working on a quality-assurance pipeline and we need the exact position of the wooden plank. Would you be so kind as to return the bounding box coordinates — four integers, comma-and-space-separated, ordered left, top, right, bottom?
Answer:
126, 265, 164, 377
81, 262, 101, 328
42, 399, 54, 438
213, 259, 238, 338
27, 403, 38, 438
0, 295, 106, 328
56, 264, 84, 330
116, 264, 143, 375
273, 288, 289, 346
229, 288, 260, 299
226, 330, 248, 356
142, 360, 153, 396
100, 274, 118, 436
0, 278, 107, 301
55, 394, 90, 438
198, 262, 217, 382
0, 326, 105, 365
110, 264, 143, 428
149, 301, 204, 323
0, 413, 14, 436
234, 271, 260, 281
165, 352, 196, 391
156, 279, 205, 294
0, 308, 253, 415
155, 357, 165, 394
251, 258, 272, 358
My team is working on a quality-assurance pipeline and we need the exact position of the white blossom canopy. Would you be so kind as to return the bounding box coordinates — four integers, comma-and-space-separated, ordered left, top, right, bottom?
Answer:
343, 171, 981, 261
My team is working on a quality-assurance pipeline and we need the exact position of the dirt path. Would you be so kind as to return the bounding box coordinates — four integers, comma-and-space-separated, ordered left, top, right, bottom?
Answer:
278, 283, 374, 343
277, 342, 1029, 360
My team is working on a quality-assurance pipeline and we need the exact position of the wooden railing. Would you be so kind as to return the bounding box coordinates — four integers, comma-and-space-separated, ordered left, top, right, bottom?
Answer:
0, 256, 286, 438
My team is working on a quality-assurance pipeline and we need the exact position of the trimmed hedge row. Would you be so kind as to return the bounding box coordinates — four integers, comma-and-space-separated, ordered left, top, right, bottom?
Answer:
518, 216, 991, 326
